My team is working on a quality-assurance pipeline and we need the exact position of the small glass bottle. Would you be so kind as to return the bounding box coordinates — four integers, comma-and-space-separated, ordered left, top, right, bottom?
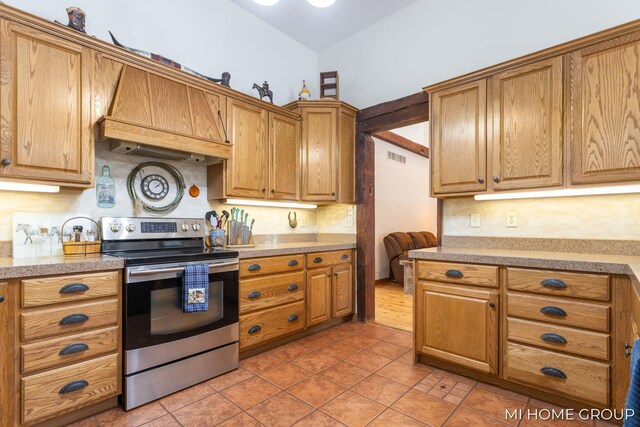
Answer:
37, 227, 51, 257
96, 165, 116, 208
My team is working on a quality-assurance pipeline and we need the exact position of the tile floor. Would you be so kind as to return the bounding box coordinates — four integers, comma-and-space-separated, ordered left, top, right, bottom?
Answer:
70, 321, 618, 427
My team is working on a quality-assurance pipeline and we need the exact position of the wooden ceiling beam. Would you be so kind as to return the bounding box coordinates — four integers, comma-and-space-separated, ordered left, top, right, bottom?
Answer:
373, 130, 429, 158
356, 91, 429, 134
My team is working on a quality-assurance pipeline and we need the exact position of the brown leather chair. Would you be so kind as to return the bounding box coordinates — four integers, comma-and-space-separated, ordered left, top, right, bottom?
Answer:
383, 231, 437, 282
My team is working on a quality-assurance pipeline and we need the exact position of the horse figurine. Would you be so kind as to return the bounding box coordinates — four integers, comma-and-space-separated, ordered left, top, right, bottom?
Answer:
15, 224, 35, 244
253, 81, 273, 104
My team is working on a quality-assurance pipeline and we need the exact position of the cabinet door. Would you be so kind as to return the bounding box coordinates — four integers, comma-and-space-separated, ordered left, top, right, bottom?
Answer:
416, 281, 498, 374
332, 263, 353, 318
337, 107, 356, 204
570, 34, 640, 184
0, 282, 12, 426
431, 80, 487, 195
269, 112, 300, 201
0, 20, 93, 185
489, 57, 563, 190
301, 107, 337, 202
306, 268, 331, 327
226, 98, 267, 198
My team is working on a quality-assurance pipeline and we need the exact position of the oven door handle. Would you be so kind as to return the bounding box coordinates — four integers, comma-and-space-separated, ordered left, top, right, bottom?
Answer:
129, 261, 239, 277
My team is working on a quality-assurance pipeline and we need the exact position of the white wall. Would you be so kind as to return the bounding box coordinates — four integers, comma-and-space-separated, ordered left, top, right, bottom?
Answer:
318, 0, 640, 108
4, 0, 318, 104
374, 123, 437, 280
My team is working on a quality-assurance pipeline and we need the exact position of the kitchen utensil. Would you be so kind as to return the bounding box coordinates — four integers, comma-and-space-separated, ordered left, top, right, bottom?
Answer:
221, 210, 229, 229
241, 224, 250, 245
205, 210, 215, 229
230, 208, 238, 245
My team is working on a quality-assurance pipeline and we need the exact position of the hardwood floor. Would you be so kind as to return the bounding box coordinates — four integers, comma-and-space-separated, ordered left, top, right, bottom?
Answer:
375, 280, 413, 332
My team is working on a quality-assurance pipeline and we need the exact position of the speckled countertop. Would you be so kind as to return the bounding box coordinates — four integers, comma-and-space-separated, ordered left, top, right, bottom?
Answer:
0, 255, 125, 280
409, 246, 640, 285
235, 241, 356, 259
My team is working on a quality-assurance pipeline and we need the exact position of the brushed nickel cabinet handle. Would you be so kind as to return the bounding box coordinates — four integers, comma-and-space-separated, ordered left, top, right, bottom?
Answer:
1, 159, 10, 166
340, 254, 349, 260
59, 380, 89, 394
59, 342, 89, 356
540, 278, 567, 289
248, 264, 261, 271
59, 283, 90, 294
540, 366, 566, 379
313, 257, 323, 264
288, 314, 299, 322
540, 333, 567, 344
248, 325, 261, 334
248, 291, 262, 299
288, 260, 299, 267
445, 269, 463, 278
540, 306, 567, 317
287, 284, 299, 292
59, 314, 89, 325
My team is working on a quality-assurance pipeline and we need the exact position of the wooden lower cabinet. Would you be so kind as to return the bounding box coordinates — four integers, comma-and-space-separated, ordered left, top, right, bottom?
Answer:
306, 267, 332, 327
332, 263, 353, 318
239, 301, 305, 350
416, 281, 499, 374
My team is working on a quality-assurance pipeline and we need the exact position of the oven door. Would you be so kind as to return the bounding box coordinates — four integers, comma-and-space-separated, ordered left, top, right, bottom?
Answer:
124, 259, 239, 354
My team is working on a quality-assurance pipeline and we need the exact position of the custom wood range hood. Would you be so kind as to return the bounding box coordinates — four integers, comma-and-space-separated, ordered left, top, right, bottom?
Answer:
97, 65, 232, 162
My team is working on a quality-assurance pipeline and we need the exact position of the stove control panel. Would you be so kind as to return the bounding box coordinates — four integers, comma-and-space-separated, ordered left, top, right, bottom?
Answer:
101, 217, 206, 240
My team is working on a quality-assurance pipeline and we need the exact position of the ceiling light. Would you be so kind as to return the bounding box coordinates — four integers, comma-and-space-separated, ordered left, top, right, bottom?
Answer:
473, 185, 640, 201
307, 0, 337, 7
253, 0, 280, 5
0, 180, 60, 193
224, 199, 317, 209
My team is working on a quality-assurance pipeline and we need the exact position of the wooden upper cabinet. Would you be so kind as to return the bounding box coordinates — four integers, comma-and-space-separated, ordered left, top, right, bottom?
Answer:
225, 98, 268, 198
569, 33, 640, 185
338, 107, 356, 204
269, 112, 300, 201
0, 20, 93, 186
489, 57, 564, 190
301, 107, 338, 202
431, 80, 487, 195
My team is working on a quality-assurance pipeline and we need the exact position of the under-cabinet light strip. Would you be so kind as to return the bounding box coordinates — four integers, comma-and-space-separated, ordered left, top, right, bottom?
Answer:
474, 185, 640, 201
0, 180, 60, 193
224, 198, 317, 209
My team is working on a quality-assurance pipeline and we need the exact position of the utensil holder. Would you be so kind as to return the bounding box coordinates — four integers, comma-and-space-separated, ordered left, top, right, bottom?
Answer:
209, 229, 226, 248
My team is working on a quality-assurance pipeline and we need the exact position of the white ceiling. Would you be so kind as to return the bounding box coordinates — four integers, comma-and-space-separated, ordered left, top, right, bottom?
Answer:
229, 0, 420, 52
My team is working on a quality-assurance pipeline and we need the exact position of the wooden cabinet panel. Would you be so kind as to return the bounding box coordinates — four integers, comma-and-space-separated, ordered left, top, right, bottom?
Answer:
269, 112, 300, 201
188, 88, 227, 143
239, 254, 304, 278
306, 250, 353, 268
507, 293, 609, 332
338, 108, 356, 204
416, 282, 498, 374
22, 354, 119, 424
332, 263, 353, 318
301, 107, 337, 201
505, 343, 609, 406
21, 270, 119, 308
239, 301, 305, 350
0, 282, 12, 426
431, 80, 487, 195
240, 271, 305, 314
570, 33, 640, 184
0, 20, 93, 185
226, 98, 267, 198
489, 57, 563, 190
417, 261, 498, 288
507, 268, 610, 301
306, 267, 332, 327
507, 318, 609, 360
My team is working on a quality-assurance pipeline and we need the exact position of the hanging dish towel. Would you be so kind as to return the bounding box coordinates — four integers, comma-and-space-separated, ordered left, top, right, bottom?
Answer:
625, 339, 640, 426
182, 264, 209, 313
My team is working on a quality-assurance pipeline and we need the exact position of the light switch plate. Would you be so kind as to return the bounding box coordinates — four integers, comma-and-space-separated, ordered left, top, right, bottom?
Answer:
470, 212, 481, 228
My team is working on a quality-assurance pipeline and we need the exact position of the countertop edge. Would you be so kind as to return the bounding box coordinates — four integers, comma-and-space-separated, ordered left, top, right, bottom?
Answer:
237, 243, 356, 259
0, 257, 125, 280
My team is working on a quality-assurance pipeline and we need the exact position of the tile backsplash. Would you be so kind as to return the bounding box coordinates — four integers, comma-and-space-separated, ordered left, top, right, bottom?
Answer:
0, 142, 355, 242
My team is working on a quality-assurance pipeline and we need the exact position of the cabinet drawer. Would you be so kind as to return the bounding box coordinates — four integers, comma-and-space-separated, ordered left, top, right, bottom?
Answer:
417, 261, 498, 287
239, 301, 305, 350
507, 268, 609, 301
507, 318, 609, 360
507, 293, 609, 332
21, 299, 119, 341
22, 326, 119, 374
22, 354, 119, 424
240, 271, 305, 314
306, 250, 353, 268
239, 255, 304, 278
505, 343, 609, 406
21, 270, 120, 308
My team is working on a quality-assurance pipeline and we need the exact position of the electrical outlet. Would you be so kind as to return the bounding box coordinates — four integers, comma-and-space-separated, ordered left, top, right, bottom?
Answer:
345, 215, 354, 227
469, 212, 481, 228
300, 217, 306, 228
347, 206, 354, 216
506, 211, 518, 228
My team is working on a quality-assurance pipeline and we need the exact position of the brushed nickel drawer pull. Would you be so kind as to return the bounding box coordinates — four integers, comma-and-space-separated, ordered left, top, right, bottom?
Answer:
59, 283, 90, 294
445, 269, 464, 278
59, 342, 89, 356
59, 380, 89, 394
288, 284, 299, 292
313, 257, 323, 264
288, 314, 299, 322
540, 333, 568, 344
248, 264, 261, 272
540, 366, 566, 379
247, 291, 261, 299
59, 313, 89, 326
248, 325, 261, 334
540, 306, 567, 317
340, 254, 349, 260
540, 278, 567, 289
288, 260, 299, 267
